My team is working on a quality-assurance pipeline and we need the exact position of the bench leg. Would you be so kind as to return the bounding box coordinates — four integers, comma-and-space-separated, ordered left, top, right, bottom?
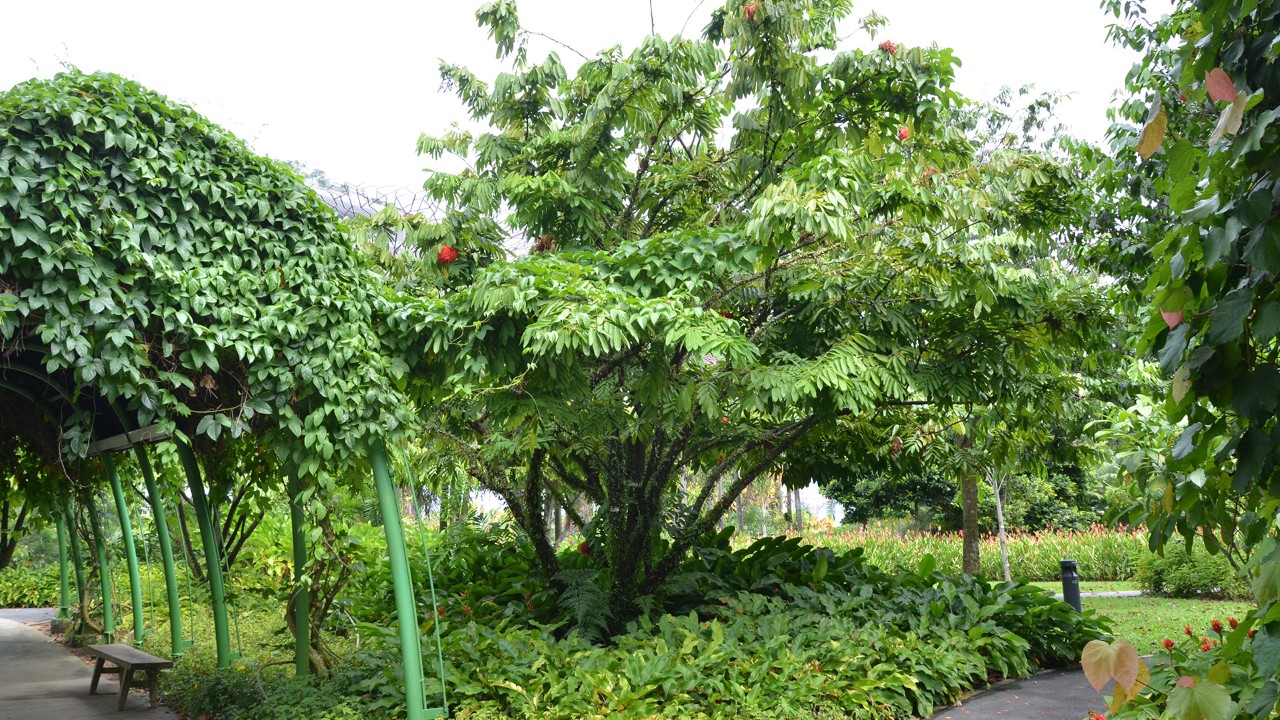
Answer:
90, 657, 105, 695
117, 668, 133, 711
146, 670, 160, 708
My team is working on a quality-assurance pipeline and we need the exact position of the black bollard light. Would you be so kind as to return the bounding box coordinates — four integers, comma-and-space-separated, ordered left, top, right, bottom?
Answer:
1061, 558, 1082, 612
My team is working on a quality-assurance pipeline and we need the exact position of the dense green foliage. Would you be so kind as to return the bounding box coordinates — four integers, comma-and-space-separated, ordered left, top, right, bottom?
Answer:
155, 521, 1107, 720
0, 70, 409, 476
1137, 537, 1251, 600
390, 0, 1108, 630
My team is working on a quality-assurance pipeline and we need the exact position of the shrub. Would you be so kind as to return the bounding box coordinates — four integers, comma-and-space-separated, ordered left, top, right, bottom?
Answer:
0, 564, 59, 607
1136, 537, 1249, 599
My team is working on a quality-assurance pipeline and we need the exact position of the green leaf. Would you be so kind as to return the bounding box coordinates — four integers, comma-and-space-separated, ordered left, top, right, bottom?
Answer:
1206, 288, 1254, 345
1166, 679, 1235, 720
1184, 195, 1221, 222
1253, 626, 1280, 681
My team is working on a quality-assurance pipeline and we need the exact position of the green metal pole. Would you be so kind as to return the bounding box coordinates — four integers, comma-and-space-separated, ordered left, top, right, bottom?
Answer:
133, 445, 188, 658
287, 471, 310, 678
65, 499, 87, 634
176, 441, 232, 669
88, 499, 115, 644
370, 439, 426, 720
104, 454, 145, 645
54, 510, 72, 621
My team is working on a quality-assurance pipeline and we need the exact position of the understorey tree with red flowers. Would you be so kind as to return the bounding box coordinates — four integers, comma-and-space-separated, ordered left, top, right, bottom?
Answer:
386, 0, 1107, 633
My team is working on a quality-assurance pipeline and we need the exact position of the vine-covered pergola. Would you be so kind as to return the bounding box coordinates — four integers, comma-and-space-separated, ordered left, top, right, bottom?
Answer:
0, 71, 438, 719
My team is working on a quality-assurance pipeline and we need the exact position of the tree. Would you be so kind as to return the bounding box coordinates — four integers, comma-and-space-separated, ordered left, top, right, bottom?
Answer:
389, 0, 1105, 631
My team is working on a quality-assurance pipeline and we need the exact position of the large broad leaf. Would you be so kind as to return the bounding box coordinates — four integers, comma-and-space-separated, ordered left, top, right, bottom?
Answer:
1253, 625, 1280, 681
1209, 91, 1248, 145
1166, 678, 1235, 720
1081, 639, 1140, 692
1137, 106, 1168, 160
1206, 68, 1237, 103
1206, 287, 1255, 345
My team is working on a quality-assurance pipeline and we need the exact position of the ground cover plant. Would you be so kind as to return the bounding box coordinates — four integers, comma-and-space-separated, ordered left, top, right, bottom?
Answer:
1084, 596, 1254, 656
149, 521, 1108, 720
801, 525, 1145, 581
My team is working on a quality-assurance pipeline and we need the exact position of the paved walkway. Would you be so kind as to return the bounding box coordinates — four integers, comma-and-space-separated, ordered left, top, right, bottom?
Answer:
0, 616, 177, 718
930, 666, 1107, 720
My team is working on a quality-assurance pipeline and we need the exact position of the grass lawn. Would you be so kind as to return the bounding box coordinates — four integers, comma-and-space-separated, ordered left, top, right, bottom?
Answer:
1086, 595, 1254, 655
1028, 579, 1139, 594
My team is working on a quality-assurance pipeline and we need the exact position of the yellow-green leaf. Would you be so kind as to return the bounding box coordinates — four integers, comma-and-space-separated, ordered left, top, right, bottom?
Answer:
1138, 106, 1168, 160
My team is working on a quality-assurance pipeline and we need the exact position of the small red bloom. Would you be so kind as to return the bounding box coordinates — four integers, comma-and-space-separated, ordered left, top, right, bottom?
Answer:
1229, 617, 1239, 629
878, 39, 898, 54
1201, 641, 1212, 652
1249, 629, 1257, 638
1185, 625, 1194, 636
1162, 639, 1175, 650
897, 126, 911, 141
1212, 619, 1224, 634
721, 416, 729, 424
578, 541, 592, 557
719, 309, 735, 319
437, 245, 459, 264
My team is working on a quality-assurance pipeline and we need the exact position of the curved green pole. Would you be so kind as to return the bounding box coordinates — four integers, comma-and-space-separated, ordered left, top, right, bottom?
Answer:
370, 438, 426, 720
176, 441, 232, 668
54, 511, 72, 621
286, 471, 310, 678
132, 446, 188, 658
88, 498, 115, 643
104, 454, 145, 644
65, 499, 87, 634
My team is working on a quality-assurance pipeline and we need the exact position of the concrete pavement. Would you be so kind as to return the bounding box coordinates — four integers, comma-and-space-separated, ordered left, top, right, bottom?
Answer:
929, 666, 1108, 720
0, 617, 177, 718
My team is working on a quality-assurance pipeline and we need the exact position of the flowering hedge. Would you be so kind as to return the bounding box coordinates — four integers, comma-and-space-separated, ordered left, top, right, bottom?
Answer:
798, 525, 1146, 580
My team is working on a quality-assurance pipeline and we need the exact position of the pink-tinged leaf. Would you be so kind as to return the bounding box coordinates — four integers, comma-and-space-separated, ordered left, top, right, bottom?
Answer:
1209, 91, 1248, 145
1207, 68, 1236, 103
1081, 639, 1140, 693
1177, 676, 1196, 688
1162, 310, 1185, 329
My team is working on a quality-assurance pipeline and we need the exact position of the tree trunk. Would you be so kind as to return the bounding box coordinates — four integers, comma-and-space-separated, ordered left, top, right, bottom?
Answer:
175, 501, 206, 583
759, 480, 767, 536
716, 477, 724, 531
788, 484, 798, 530
785, 485, 793, 530
961, 474, 981, 575
993, 472, 1012, 583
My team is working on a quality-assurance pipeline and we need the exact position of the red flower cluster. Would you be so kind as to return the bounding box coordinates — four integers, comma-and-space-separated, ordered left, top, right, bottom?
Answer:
577, 541, 592, 557
1228, 617, 1239, 630
897, 126, 911, 141
1184, 625, 1194, 636
1211, 619, 1224, 634
437, 245, 459, 265
878, 39, 899, 54
1162, 638, 1175, 650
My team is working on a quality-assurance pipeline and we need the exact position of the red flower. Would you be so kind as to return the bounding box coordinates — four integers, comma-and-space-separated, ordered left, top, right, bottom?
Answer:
437, 245, 459, 264
897, 126, 911, 141
721, 416, 729, 424
577, 541, 592, 557
1249, 629, 1257, 638
1229, 617, 1239, 630
878, 39, 899, 54
535, 234, 554, 252
1212, 619, 1224, 634
743, 1, 761, 22
1162, 639, 1175, 650
1185, 625, 1194, 636
1201, 641, 1212, 652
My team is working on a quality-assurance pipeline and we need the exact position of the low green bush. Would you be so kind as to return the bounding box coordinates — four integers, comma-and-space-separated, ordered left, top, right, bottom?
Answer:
1136, 537, 1249, 599
800, 524, 1146, 580
0, 564, 59, 607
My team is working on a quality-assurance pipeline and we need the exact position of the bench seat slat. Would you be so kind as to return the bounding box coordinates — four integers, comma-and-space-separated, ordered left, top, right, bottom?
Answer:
86, 644, 174, 670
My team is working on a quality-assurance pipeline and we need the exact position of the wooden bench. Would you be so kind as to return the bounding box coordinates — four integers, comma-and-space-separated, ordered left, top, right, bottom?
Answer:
87, 644, 173, 711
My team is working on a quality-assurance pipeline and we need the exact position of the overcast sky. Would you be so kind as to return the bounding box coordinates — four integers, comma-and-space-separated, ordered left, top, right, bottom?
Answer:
2, 1, 1163, 194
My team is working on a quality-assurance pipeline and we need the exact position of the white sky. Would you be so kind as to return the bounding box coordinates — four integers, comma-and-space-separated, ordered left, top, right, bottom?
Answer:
1, 1, 1164, 192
